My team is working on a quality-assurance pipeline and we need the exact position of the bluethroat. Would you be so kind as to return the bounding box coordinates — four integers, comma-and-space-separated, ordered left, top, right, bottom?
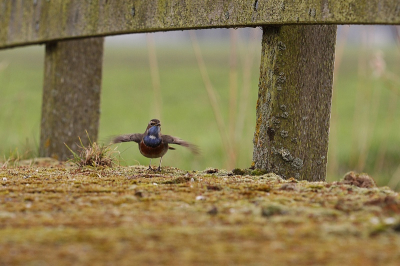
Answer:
112, 119, 198, 171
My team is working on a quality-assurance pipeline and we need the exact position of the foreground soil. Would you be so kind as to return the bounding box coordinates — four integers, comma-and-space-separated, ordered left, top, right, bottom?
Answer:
1, 159, 400, 265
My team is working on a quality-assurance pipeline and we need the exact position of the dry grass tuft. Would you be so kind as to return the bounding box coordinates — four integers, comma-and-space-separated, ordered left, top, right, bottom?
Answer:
1, 147, 36, 169
65, 134, 118, 168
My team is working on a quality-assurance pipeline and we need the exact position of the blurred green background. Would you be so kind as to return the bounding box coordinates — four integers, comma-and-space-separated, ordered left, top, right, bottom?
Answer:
0, 26, 399, 190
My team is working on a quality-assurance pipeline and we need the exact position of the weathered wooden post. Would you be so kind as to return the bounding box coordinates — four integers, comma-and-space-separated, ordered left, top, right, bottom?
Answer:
253, 25, 337, 181
39, 38, 104, 160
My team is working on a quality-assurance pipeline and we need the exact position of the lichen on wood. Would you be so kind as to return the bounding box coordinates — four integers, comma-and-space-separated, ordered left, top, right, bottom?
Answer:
39, 37, 104, 161
1, 0, 400, 49
253, 25, 337, 181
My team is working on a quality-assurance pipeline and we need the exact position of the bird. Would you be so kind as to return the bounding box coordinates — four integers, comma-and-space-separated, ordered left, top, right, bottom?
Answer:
112, 119, 198, 171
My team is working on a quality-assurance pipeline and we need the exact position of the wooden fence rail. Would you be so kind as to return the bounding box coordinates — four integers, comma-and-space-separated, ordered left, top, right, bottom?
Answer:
1, 0, 399, 180
1, 0, 399, 49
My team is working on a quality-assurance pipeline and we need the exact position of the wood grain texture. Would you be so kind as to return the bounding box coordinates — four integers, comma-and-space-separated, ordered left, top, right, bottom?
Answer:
39, 38, 104, 161
253, 25, 337, 181
0, 0, 399, 49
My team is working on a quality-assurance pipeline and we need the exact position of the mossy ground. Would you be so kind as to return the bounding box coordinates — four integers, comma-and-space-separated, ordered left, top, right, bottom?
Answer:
1, 159, 400, 265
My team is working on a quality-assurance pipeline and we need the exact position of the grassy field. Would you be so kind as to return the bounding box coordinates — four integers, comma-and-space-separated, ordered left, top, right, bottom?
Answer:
0, 31, 400, 189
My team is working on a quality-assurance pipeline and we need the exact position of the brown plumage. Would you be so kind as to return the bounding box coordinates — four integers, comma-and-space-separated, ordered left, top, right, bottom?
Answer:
112, 119, 198, 170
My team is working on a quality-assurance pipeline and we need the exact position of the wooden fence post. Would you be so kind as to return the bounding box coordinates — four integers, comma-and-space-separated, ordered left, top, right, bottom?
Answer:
39, 38, 104, 161
253, 25, 337, 181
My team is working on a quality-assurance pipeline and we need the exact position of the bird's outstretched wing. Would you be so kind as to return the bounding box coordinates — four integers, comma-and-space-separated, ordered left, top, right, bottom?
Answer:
112, 133, 143, 144
162, 135, 199, 154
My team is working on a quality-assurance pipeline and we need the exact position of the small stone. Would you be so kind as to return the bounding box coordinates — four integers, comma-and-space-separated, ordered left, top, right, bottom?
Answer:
207, 206, 218, 215
128, 185, 137, 190
196, 195, 205, 201
205, 168, 218, 174
341, 171, 376, 188
206, 185, 222, 191
384, 217, 396, 225
393, 223, 400, 232
279, 183, 297, 191
370, 217, 380, 225
134, 191, 143, 198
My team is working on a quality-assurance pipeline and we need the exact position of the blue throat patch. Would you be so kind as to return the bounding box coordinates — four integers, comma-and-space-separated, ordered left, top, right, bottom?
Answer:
143, 126, 162, 147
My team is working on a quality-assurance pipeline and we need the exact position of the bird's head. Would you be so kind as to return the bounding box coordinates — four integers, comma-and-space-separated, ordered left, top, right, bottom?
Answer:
145, 119, 161, 136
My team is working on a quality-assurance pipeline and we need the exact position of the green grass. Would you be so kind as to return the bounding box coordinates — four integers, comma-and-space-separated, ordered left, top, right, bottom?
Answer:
0, 46, 43, 159
99, 42, 259, 171
0, 38, 399, 188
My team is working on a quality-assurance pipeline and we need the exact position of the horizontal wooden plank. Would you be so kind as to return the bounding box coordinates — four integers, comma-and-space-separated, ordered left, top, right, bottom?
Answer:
1, 0, 399, 49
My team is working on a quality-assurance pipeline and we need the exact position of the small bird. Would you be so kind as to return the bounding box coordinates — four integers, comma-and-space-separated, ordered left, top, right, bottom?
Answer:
112, 119, 198, 171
